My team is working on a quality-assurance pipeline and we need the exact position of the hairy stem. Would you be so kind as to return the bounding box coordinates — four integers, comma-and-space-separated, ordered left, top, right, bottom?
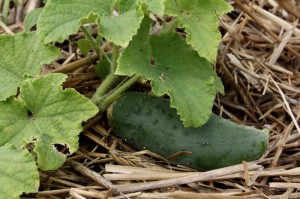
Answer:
91, 45, 120, 104
98, 75, 141, 112
81, 26, 113, 66
80, 26, 102, 58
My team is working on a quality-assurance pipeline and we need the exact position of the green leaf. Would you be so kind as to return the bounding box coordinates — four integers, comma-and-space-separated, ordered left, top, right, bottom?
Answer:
0, 32, 60, 101
164, 0, 232, 62
96, 58, 111, 79
117, 17, 222, 127
0, 73, 98, 170
0, 144, 39, 199
77, 38, 94, 56
37, 0, 114, 43
139, 0, 165, 16
24, 8, 43, 32
98, 0, 144, 47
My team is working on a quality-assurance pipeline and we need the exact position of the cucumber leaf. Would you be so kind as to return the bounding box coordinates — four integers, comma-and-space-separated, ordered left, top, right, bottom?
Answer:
139, 0, 165, 15
0, 73, 98, 170
97, 0, 144, 47
95, 58, 111, 79
77, 38, 94, 56
24, 7, 43, 32
117, 17, 223, 127
0, 32, 60, 101
0, 144, 39, 199
37, 0, 114, 43
164, 0, 232, 62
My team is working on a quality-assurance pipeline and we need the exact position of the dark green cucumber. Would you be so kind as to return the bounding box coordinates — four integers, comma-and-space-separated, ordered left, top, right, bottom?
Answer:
109, 92, 269, 170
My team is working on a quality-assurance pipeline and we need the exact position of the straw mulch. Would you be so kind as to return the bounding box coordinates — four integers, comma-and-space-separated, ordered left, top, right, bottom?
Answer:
1, 0, 300, 198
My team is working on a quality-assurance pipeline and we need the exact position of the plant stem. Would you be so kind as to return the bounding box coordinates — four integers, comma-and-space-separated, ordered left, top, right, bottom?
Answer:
80, 26, 112, 66
99, 74, 141, 112
111, 43, 119, 71
91, 73, 119, 103
91, 45, 120, 104
80, 26, 102, 59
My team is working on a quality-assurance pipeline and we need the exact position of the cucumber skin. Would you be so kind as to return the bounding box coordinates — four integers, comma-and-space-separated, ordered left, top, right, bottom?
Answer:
109, 92, 269, 170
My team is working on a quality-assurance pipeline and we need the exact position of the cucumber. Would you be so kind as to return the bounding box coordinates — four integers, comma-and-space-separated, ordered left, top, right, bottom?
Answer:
108, 92, 269, 170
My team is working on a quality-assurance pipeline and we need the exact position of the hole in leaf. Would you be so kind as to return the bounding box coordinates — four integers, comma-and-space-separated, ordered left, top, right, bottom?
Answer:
25, 142, 36, 153
166, 16, 173, 22
53, 144, 70, 155
150, 58, 155, 65
28, 110, 34, 119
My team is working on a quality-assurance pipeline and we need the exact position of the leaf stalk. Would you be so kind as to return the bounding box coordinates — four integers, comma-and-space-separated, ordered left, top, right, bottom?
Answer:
98, 74, 141, 112
91, 45, 120, 105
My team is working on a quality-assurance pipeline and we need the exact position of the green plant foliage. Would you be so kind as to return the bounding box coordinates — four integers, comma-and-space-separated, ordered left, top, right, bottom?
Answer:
117, 17, 223, 127
0, 144, 39, 199
24, 8, 43, 32
77, 38, 94, 56
0, 32, 60, 101
164, 0, 232, 62
0, 73, 98, 170
97, 0, 144, 47
37, 0, 114, 43
139, 0, 165, 15
96, 58, 111, 79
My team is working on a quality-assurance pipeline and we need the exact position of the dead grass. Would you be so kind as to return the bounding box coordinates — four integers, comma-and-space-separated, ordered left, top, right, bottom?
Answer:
1, 0, 300, 198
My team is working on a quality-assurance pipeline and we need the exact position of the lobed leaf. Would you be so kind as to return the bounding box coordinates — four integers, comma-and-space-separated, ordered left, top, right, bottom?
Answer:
0, 32, 60, 101
164, 0, 232, 62
139, 0, 165, 16
37, 0, 114, 43
0, 73, 98, 170
0, 144, 39, 199
117, 17, 223, 127
98, 0, 144, 47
